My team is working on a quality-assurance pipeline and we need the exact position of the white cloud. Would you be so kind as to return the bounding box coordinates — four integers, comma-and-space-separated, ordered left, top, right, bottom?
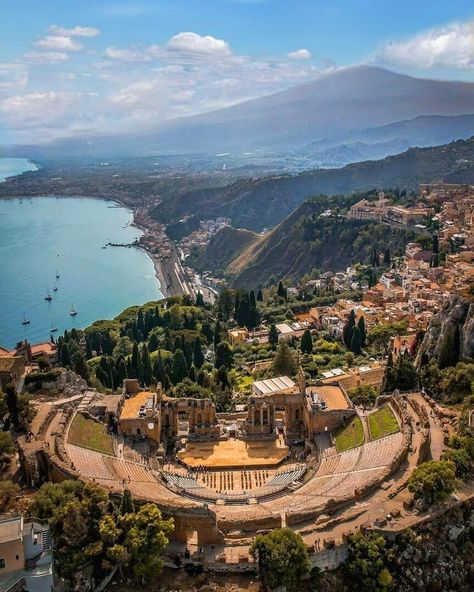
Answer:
104, 47, 152, 62
2, 29, 326, 142
287, 48, 312, 60
378, 20, 474, 69
166, 32, 231, 56
0, 63, 28, 90
23, 51, 69, 64
35, 35, 83, 52
49, 25, 100, 37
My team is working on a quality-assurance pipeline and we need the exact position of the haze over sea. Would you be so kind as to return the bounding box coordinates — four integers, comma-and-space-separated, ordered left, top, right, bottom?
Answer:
0, 159, 163, 349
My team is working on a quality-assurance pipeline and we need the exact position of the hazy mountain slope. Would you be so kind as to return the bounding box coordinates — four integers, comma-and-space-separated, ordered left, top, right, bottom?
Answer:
6, 66, 474, 158
302, 114, 474, 166
156, 137, 474, 232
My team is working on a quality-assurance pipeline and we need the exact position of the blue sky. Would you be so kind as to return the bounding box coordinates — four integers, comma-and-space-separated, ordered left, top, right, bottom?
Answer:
1, 0, 474, 142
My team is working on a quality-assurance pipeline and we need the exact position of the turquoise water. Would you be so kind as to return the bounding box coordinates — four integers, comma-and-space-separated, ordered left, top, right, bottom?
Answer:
0, 196, 163, 348
0, 158, 38, 181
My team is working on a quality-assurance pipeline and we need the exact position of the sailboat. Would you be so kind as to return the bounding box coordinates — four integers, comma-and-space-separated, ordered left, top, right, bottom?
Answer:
69, 304, 78, 317
44, 288, 52, 302
53, 282, 58, 292
56, 270, 60, 279
50, 321, 58, 333
21, 314, 30, 325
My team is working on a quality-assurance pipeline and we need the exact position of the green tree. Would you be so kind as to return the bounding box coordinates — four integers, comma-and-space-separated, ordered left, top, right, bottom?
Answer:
141, 344, 153, 386
112, 336, 134, 360
215, 342, 233, 369
343, 310, 356, 348
358, 316, 366, 347
193, 337, 204, 369
350, 325, 362, 355
73, 353, 89, 381
257, 289, 263, 302
124, 503, 174, 582
0, 432, 15, 467
344, 530, 394, 592
0, 480, 19, 512
172, 349, 188, 384
300, 329, 313, 354
268, 324, 279, 349
272, 341, 297, 376
195, 292, 205, 307
383, 248, 391, 266
408, 460, 457, 505
441, 448, 472, 479
250, 528, 310, 592
5, 384, 19, 427
277, 281, 287, 301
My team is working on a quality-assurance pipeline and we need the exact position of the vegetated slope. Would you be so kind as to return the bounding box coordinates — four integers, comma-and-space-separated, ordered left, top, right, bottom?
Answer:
198, 195, 415, 287
191, 226, 259, 275
156, 138, 474, 232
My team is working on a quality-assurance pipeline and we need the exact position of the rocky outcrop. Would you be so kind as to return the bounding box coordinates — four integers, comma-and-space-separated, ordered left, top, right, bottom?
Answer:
417, 294, 474, 364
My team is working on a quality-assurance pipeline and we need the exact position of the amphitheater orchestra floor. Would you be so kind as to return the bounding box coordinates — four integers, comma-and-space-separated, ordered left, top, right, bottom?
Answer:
177, 437, 289, 468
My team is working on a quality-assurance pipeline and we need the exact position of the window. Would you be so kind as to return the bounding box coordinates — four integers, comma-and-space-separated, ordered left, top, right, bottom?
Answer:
0, 558, 5, 569
136, 428, 141, 435
15, 555, 19, 560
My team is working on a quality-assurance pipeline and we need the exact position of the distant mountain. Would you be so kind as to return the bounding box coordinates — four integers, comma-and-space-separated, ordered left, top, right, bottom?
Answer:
195, 196, 416, 287
5, 66, 474, 159
156, 137, 474, 232
302, 114, 474, 166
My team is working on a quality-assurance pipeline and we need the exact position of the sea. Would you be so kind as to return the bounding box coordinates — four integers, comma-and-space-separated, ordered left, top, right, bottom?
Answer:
0, 159, 163, 349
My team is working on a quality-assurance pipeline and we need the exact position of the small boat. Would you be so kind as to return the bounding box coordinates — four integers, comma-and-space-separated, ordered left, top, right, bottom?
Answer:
53, 284, 58, 292
50, 322, 58, 333
44, 289, 52, 302
69, 305, 78, 317
21, 314, 30, 325
56, 270, 60, 279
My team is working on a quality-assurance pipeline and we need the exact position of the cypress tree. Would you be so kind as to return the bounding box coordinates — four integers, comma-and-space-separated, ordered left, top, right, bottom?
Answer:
213, 321, 222, 349
300, 330, 313, 354
357, 316, 366, 347
343, 310, 356, 348
120, 489, 135, 515
5, 384, 19, 427
257, 289, 263, 302
272, 341, 296, 376
269, 324, 279, 349
236, 298, 252, 328
382, 352, 395, 392
153, 351, 166, 386
350, 325, 362, 355
193, 337, 205, 368
60, 343, 71, 367
195, 292, 205, 307
249, 290, 257, 309
131, 342, 139, 373
277, 281, 287, 300
73, 353, 89, 381
172, 349, 188, 384
383, 248, 391, 266
141, 343, 152, 386
116, 356, 127, 384
215, 342, 233, 369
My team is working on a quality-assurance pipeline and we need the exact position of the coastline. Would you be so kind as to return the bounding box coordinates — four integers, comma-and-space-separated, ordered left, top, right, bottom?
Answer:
0, 160, 190, 301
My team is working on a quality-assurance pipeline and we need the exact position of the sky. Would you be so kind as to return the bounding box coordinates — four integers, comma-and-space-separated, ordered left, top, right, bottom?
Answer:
1, 0, 474, 144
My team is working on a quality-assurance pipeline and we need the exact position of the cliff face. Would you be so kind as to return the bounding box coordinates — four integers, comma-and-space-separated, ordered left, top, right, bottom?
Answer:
418, 294, 474, 364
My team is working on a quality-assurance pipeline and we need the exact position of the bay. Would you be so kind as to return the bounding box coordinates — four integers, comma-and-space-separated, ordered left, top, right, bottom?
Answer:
0, 158, 38, 182
0, 196, 163, 349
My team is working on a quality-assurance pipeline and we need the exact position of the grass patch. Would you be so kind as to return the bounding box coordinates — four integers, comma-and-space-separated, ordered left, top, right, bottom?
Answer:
335, 415, 364, 452
68, 413, 114, 455
368, 405, 400, 440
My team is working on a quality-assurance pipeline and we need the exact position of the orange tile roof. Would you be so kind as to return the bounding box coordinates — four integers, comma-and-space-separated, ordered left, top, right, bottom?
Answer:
119, 391, 154, 421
